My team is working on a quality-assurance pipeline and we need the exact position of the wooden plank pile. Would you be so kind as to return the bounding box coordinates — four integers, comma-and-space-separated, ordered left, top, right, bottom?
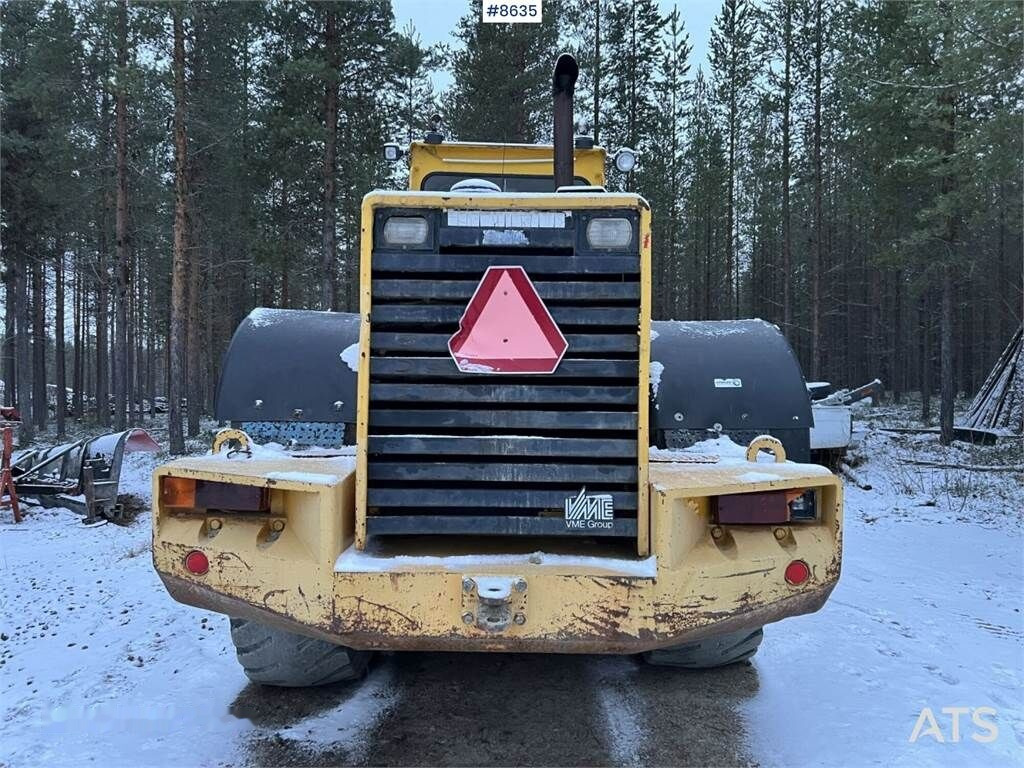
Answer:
962, 324, 1023, 436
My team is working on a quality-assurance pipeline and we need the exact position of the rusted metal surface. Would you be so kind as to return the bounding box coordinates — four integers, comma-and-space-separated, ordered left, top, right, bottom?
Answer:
153, 447, 842, 656
1, 425, 21, 523
161, 568, 835, 654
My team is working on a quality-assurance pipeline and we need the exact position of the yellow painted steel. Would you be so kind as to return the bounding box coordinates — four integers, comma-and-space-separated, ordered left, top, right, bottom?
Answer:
636, 206, 652, 557
354, 199, 374, 551
151, 141, 846, 654
151, 452, 842, 653
354, 189, 652, 553
407, 141, 607, 190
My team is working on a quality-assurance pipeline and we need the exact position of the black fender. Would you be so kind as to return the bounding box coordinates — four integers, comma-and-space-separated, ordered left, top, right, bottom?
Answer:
216, 309, 360, 433
650, 319, 812, 461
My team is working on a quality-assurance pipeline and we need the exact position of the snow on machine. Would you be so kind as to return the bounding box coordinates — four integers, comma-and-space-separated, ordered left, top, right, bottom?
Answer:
151, 54, 843, 685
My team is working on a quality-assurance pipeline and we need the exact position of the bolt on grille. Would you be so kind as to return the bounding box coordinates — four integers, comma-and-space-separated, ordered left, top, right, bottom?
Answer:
365, 207, 642, 539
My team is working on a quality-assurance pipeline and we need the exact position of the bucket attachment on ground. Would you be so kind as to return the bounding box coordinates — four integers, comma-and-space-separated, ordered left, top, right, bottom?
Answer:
11, 428, 160, 521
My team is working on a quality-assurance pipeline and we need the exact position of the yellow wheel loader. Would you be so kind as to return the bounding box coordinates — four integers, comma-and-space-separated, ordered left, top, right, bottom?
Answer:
152, 55, 842, 686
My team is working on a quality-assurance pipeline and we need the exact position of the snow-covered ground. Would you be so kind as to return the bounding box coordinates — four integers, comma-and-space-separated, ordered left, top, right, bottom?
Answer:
0, 407, 1021, 767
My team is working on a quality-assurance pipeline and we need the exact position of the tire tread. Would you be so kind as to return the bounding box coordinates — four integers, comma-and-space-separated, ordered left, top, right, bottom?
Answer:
228, 618, 371, 687
642, 627, 764, 669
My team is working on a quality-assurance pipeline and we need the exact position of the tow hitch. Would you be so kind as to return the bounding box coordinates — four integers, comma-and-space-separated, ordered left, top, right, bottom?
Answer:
461, 576, 528, 632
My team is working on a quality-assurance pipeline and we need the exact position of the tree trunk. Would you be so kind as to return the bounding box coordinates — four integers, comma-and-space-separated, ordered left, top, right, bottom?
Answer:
133, 250, 144, 423
1, 266, 15, 409
320, 7, 339, 311
96, 84, 111, 428
169, 6, 189, 455
920, 290, 931, 421
938, 52, 958, 444
13, 255, 33, 442
113, 0, 130, 431
55, 248, 66, 438
781, 0, 793, 334
186, 219, 201, 438
940, 264, 955, 443
726, 94, 736, 318
593, 0, 600, 144
72, 257, 83, 419
810, 0, 823, 380
31, 258, 47, 430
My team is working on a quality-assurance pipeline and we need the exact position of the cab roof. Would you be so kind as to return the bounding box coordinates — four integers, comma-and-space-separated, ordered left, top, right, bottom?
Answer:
408, 140, 607, 192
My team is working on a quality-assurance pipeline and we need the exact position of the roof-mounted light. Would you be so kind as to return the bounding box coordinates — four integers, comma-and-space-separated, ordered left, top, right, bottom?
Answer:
613, 148, 639, 173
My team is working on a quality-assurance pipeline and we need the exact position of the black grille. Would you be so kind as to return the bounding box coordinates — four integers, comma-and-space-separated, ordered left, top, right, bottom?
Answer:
365, 207, 641, 538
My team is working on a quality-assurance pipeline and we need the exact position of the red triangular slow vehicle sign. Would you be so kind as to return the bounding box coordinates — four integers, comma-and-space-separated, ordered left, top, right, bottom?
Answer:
448, 266, 568, 374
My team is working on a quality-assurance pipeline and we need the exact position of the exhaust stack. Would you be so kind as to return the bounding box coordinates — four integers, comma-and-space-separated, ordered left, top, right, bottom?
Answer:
552, 53, 579, 189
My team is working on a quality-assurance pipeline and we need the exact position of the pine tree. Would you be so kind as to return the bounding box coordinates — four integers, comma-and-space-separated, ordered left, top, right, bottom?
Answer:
392, 22, 439, 147
763, 0, 799, 332
709, 0, 757, 317
601, 0, 663, 192
169, 1, 189, 455
646, 6, 691, 318
681, 68, 730, 319
446, 0, 559, 143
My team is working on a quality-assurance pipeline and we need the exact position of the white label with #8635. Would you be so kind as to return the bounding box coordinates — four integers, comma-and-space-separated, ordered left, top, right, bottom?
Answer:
482, 0, 542, 23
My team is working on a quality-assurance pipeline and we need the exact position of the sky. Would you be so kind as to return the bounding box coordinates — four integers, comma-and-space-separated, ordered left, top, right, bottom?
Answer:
392, 0, 720, 91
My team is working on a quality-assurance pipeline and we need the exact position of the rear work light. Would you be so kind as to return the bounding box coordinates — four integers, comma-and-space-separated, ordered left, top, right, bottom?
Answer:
585, 217, 632, 248
161, 477, 269, 512
715, 489, 818, 525
382, 215, 428, 245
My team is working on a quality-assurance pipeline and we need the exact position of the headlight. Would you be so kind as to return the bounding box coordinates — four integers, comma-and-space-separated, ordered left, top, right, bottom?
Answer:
383, 216, 428, 245
586, 217, 632, 249
613, 148, 638, 173
382, 143, 403, 161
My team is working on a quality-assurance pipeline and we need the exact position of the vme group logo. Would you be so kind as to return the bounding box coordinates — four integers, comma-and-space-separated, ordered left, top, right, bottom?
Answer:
564, 487, 614, 530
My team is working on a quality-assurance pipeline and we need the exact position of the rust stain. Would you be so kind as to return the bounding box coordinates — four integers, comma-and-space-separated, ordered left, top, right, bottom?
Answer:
721, 567, 774, 579
214, 551, 253, 572
262, 588, 289, 611
336, 594, 420, 631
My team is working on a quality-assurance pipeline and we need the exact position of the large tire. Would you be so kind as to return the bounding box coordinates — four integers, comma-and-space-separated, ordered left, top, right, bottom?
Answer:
642, 627, 764, 669
229, 618, 371, 687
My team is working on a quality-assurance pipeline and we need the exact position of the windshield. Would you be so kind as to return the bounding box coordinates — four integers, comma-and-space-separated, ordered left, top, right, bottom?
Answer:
421, 172, 592, 193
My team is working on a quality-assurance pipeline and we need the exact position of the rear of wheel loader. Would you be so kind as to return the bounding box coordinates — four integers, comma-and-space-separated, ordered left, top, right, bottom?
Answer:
151, 53, 843, 684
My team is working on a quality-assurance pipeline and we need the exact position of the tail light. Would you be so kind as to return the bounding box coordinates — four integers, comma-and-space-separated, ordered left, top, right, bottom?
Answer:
184, 550, 209, 575
784, 559, 811, 586
714, 489, 818, 525
161, 477, 269, 512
